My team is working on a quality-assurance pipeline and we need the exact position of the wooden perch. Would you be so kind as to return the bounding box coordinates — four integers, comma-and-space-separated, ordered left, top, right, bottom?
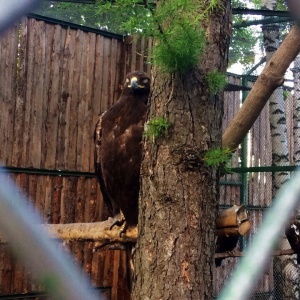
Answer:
216, 221, 251, 237
40, 218, 138, 243
222, 25, 300, 151
216, 205, 251, 237
216, 204, 249, 228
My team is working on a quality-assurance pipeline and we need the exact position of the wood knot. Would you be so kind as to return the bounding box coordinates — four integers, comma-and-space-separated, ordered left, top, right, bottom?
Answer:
184, 150, 201, 171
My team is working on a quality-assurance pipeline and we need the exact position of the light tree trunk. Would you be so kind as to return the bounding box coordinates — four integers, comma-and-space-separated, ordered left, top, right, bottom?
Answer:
132, 1, 231, 299
293, 54, 300, 165
261, 1, 296, 297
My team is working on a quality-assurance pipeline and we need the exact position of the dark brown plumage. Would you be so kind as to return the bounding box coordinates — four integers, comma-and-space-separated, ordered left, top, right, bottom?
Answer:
94, 71, 150, 233
285, 218, 300, 264
215, 235, 239, 267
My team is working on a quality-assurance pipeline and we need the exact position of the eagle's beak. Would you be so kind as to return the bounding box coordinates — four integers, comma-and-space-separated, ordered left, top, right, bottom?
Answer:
130, 78, 139, 89
130, 77, 144, 89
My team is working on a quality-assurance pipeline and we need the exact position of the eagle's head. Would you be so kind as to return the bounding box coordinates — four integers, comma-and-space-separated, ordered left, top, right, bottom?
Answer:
123, 71, 150, 96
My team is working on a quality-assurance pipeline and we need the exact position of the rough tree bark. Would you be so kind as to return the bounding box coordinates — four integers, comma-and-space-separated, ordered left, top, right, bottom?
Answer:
132, 1, 231, 299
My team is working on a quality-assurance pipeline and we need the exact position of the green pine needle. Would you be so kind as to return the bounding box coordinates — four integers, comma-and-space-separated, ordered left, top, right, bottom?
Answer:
203, 147, 232, 172
144, 117, 171, 140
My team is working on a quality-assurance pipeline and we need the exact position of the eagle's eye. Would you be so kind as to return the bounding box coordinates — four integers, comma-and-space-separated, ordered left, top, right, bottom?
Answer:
142, 78, 149, 84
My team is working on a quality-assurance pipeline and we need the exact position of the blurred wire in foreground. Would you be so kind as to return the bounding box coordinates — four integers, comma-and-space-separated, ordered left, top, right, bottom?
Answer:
0, 0, 39, 34
219, 169, 300, 300
0, 170, 98, 300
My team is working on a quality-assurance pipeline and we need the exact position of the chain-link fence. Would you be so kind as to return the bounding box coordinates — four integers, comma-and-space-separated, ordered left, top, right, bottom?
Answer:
215, 13, 300, 296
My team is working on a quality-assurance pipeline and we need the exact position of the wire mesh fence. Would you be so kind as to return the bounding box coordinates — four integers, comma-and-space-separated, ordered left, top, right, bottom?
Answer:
216, 18, 300, 296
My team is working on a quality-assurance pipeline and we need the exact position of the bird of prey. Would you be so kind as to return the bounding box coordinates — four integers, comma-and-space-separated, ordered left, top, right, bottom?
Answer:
286, 218, 300, 264
94, 70, 150, 234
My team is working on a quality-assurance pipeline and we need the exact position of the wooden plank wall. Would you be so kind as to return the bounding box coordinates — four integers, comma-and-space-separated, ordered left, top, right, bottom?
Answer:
0, 17, 152, 299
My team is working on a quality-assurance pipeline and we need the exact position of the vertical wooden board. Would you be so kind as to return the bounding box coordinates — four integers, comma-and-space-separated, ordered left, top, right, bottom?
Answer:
11, 259, 24, 294
75, 176, 85, 223
83, 242, 94, 279
222, 91, 230, 133
61, 177, 77, 223
67, 30, 84, 171
52, 176, 63, 224
28, 174, 38, 208
43, 25, 66, 169
0, 26, 9, 164
135, 36, 143, 71
76, 30, 88, 171
110, 39, 124, 109
28, 20, 47, 168
3, 24, 18, 166
44, 176, 53, 223
0, 25, 14, 164
94, 178, 102, 221
118, 251, 130, 300
80, 32, 96, 172
68, 219, 83, 272
12, 18, 28, 167
111, 250, 120, 300
62, 29, 76, 171
85, 178, 100, 222
93, 34, 105, 118
35, 175, 46, 222
89, 35, 105, 172
115, 39, 125, 100
101, 38, 112, 113
130, 39, 137, 72
103, 250, 114, 289
22, 19, 35, 167
1, 248, 12, 294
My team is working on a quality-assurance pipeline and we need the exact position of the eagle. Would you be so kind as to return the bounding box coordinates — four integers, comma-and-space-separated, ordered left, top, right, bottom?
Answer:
94, 71, 150, 234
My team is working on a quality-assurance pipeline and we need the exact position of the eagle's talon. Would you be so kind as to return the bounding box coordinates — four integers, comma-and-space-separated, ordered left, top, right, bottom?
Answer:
110, 219, 125, 230
110, 211, 127, 236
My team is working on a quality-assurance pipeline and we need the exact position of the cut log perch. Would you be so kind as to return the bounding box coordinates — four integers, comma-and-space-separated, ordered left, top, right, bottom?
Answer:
216, 204, 249, 228
216, 221, 251, 237
222, 25, 300, 151
216, 204, 251, 237
40, 218, 138, 243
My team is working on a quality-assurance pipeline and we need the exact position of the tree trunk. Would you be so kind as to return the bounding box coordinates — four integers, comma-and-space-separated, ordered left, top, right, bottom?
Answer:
132, 1, 231, 299
293, 54, 300, 165
260, 1, 297, 297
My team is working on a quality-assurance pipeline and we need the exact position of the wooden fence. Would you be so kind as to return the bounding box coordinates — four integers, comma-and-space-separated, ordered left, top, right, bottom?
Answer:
0, 16, 152, 300
0, 15, 297, 300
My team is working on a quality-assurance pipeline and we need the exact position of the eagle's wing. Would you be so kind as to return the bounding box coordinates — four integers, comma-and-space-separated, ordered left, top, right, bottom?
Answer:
94, 113, 114, 216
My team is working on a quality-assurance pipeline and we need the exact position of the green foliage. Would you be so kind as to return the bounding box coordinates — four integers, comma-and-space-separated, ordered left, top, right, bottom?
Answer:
203, 147, 232, 172
229, 15, 257, 67
206, 70, 227, 94
97, 0, 224, 73
144, 117, 171, 140
153, 24, 206, 73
